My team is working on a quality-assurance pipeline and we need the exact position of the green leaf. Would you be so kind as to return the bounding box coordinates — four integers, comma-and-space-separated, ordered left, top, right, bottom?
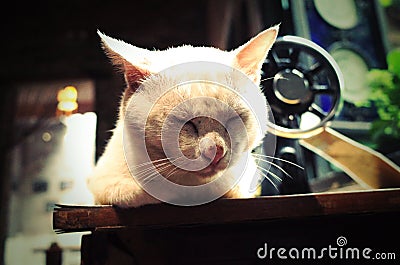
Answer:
367, 69, 394, 91
379, 0, 393, 7
365, 49, 400, 146
387, 49, 400, 77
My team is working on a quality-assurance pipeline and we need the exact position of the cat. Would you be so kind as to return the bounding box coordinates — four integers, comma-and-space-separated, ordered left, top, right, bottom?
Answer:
87, 25, 279, 207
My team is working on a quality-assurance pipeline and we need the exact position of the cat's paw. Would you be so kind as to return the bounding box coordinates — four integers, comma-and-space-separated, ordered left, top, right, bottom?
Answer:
88, 176, 160, 208
110, 192, 161, 208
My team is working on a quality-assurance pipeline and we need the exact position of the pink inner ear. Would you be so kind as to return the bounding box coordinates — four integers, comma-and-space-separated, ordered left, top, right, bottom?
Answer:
99, 37, 151, 92
234, 27, 279, 82
123, 61, 151, 92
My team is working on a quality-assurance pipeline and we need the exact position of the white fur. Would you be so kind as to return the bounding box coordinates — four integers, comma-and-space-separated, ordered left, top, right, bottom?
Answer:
88, 27, 278, 207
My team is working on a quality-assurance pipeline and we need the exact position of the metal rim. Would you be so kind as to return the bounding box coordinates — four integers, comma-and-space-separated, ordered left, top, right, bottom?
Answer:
262, 35, 344, 139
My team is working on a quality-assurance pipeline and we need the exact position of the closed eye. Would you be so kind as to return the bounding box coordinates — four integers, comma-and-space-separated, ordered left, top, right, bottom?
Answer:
169, 116, 199, 135
169, 114, 189, 126
184, 120, 199, 135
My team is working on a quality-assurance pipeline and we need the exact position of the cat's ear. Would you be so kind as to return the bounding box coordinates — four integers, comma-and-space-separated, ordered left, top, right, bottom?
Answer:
97, 30, 151, 92
233, 25, 279, 83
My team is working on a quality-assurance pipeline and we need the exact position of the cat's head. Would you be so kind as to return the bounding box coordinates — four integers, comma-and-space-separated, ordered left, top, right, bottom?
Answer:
99, 26, 278, 186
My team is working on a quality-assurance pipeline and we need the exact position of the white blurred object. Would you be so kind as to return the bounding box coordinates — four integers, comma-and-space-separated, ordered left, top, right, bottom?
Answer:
300, 111, 323, 131
59, 112, 96, 205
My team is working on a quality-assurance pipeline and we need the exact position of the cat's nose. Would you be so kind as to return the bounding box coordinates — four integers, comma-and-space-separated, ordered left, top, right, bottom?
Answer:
199, 135, 226, 165
211, 145, 225, 165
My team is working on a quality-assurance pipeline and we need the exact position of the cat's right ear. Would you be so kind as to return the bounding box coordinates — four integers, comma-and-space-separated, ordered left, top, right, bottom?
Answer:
97, 30, 151, 92
233, 25, 279, 84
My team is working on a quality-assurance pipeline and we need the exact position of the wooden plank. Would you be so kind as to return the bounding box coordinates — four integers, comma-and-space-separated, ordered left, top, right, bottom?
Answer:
300, 127, 400, 189
53, 188, 400, 233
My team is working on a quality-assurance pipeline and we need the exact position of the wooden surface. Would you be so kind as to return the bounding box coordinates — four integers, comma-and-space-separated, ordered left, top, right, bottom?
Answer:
300, 127, 400, 189
53, 189, 400, 265
53, 188, 400, 233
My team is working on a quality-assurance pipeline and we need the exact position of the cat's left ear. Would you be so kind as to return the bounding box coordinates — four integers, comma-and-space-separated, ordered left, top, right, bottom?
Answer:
97, 30, 152, 92
233, 25, 279, 83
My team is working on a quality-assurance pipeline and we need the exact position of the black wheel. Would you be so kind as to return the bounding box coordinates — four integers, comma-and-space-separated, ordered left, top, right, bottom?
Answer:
262, 36, 343, 138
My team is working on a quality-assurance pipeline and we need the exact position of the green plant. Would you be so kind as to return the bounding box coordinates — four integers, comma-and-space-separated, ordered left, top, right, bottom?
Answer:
364, 49, 400, 153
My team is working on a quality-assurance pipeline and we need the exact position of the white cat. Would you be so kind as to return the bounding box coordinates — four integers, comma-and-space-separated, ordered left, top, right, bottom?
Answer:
87, 26, 279, 207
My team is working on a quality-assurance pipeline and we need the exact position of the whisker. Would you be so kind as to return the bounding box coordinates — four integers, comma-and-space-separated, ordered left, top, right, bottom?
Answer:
260, 76, 274, 82
140, 161, 177, 184
135, 157, 182, 180
137, 156, 184, 183
141, 158, 187, 186
140, 172, 161, 187
252, 153, 304, 170
256, 167, 279, 191
164, 165, 181, 180
256, 165, 282, 182
132, 156, 184, 177
130, 157, 171, 170
260, 76, 289, 83
163, 157, 189, 180
135, 161, 171, 180
253, 156, 293, 179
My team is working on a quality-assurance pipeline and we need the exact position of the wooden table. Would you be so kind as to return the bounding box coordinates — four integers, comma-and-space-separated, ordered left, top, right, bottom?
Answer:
53, 188, 400, 264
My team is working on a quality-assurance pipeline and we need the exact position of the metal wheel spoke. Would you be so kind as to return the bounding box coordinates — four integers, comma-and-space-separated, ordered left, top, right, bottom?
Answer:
309, 104, 326, 119
310, 84, 335, 95
265, 51, 279, 70
271, 51, 280, 66
306, 62, 324, 76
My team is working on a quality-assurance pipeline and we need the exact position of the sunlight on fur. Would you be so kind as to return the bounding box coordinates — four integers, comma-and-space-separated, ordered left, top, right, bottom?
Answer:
87, 25, 280, 207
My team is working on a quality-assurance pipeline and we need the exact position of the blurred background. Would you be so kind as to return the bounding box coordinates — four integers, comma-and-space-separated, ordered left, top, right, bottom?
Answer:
0, 0, 399, 264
